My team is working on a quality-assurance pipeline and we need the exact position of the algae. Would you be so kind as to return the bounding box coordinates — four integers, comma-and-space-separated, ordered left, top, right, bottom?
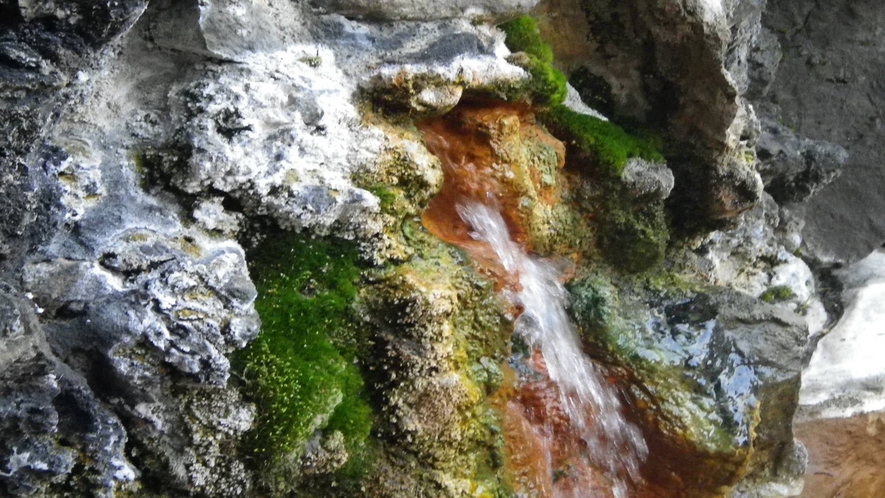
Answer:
598, 188, 669, 273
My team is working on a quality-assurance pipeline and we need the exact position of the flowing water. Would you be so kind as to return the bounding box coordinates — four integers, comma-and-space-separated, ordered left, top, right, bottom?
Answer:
418, 104, 647, 497
458, 202, 648, 498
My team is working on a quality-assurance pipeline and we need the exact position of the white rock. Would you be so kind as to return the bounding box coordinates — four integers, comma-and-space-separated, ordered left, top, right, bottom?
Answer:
313, 0, 539, 21
563, 84, 608, 121
799, 248, 885, 419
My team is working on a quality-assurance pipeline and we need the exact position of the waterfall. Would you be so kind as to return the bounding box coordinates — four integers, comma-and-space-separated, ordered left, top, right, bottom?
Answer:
458, 202, 647, 498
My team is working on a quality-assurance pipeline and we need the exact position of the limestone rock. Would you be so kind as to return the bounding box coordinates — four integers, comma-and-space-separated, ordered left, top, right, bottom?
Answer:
620, 158, 675, 200
799, 249, 885, 420
535, 0, 767, 226
0, 283, 136, 496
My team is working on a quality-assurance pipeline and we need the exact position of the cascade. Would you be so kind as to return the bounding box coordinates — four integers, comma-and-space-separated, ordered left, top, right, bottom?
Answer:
420, 103, 647, 497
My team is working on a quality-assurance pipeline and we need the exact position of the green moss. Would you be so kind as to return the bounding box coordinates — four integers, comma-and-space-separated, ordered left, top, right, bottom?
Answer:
518, 54, 568, 106
599, 193, 669, 273
759, 285, 795, 303
236, 233, 374, 489
541, 105, 664, 176
365, 184, 398, 213
498, 16, 554, 64
498, 15, 567, 106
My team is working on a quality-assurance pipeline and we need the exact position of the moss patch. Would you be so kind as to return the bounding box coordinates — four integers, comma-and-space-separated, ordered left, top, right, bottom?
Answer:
598, 187, 669, 273
498, 15, 567, 106
759, 285, 795, 303
236, 233, 373, 492
499, 16, 554, 64
541, 105, 664, 176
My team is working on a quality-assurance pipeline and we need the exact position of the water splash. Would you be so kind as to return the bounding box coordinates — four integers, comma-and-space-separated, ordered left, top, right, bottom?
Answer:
458, 202, 647, 498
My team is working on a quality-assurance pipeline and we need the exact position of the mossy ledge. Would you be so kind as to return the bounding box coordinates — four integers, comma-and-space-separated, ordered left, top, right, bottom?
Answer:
235, 233, 374, 495
540, 105, 664, 177
498, 15, 567, 106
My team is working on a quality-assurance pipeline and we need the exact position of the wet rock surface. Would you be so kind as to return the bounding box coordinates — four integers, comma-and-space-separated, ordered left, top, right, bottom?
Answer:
569, 277, 812, 497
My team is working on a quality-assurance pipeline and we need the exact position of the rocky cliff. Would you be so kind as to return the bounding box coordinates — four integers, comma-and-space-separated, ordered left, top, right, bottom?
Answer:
0, 0, 880, 497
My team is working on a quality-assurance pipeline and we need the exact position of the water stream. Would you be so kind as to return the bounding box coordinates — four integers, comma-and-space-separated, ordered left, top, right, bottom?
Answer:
418, 104, 648, 497
457, 202, 647, 498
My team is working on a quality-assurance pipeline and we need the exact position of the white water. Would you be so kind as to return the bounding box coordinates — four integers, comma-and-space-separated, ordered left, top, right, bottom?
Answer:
458, 202, 647, 498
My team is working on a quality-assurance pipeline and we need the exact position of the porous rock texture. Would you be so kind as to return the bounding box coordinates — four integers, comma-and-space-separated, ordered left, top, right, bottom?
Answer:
0, 0, 882, 497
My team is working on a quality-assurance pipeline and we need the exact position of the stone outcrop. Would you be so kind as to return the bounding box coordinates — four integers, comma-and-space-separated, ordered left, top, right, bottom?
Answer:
756, 0, 885, 263
534, 0, 765, 226
1, 0, 882, 496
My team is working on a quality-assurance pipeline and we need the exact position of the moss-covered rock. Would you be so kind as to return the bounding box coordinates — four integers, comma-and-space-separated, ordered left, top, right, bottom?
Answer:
541, 105, 664, 177
496, 16, 568, 107
357, 225, 512, 496
498, 16, 555, 65
759, 285, 796, 303
503, 52, 568, 106
568, 274, 810, 497
236, 234, 374, 495
597, 186, 670, 273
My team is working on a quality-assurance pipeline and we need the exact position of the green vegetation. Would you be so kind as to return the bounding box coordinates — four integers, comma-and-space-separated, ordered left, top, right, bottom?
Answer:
518, 54, 568, 106
759, 285, 796, 303
598, 188, 669, 273
498, 16, 554, 64
365, 184, 398, 212
541, 105, 664, 176
498, 15, 567, 106
237, 233, 373, 490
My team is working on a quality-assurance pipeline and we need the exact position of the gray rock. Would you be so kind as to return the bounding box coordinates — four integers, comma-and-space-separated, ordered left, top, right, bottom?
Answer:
756, 0, 885, 262
798, 248, 885, 420
570, 279, 812, 495
746, 27, 782, 99
0, 0, 148, 275
540, 0, 771, 226
620, 158, 675, 200
0, 284, 136, 497
756, 118, 848, 204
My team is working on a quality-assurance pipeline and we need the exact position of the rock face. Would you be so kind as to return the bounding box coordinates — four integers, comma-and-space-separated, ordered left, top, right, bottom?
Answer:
755, 118, 848, 205
798, 249, 885, 421
757, 0, 885, 262
534, 0, 764, 226
0, 0, 879, 496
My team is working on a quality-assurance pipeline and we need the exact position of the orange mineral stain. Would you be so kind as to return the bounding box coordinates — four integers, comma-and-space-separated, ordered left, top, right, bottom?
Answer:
419, 101, 623, 498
